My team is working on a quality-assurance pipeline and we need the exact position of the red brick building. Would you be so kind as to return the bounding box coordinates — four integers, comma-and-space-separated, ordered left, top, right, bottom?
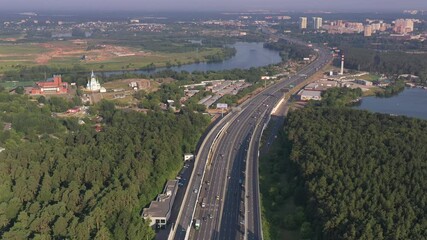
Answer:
30, 75, 68, 95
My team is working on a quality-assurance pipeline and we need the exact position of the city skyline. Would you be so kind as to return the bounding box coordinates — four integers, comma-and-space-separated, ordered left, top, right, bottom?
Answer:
1, 0, 427, 12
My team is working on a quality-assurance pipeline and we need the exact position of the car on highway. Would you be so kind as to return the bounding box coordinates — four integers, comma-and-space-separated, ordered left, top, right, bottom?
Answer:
208, 213, 213, 219
193, 189, 198, 194
216, 195, 220, 200
194, 219, 201, 230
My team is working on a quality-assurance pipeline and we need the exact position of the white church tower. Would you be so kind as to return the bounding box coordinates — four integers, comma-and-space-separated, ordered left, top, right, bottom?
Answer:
86, 71, 102, 92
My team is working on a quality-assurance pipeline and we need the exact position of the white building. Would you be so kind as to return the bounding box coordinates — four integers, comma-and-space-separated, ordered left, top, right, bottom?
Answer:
86, 71, 102, 92
313, 17, 323, 29
300, 17, 307, 29
298, 90, 322, 101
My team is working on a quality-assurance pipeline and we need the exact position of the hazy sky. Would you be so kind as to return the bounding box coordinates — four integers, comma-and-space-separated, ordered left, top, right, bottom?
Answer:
2, 0, 427, 11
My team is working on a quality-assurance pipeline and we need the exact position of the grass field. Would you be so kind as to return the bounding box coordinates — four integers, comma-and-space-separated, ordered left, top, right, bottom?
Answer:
0, 43, 46, 54
82, 49, 219, 71
357, 73, 380, 81
0, 40, 224, 74
0, 81, 35, 89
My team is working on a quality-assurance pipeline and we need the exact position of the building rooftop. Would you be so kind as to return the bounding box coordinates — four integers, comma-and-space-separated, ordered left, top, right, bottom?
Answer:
298, 90, 322, 97
305, 83, 319, 90
142, 180, 178, 220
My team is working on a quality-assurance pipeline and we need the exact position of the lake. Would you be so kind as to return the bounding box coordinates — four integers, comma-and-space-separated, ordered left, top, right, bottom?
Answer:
105, 42, 282, 76
355, 88, 427, 120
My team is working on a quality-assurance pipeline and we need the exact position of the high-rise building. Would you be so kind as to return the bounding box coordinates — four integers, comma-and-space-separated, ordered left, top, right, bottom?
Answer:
393, 19, 414, 34
405, 19, 414, 32
300, 17, 307, 29
364, 25, 372, 37
313, 17, 323, 29
380, 23, 388, 31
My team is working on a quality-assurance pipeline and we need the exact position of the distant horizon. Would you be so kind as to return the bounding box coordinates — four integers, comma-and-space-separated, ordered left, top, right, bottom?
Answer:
0, 9, 426, 15
1, 0, 426, 13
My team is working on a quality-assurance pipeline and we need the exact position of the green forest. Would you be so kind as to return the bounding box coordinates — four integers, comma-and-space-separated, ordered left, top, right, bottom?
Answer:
262, 105, 427, 239
262, 86, 427, 239
295, 33, 427, 82
0, 91, 210, 239
333, 47, 427, 81
264, 39, 313, 61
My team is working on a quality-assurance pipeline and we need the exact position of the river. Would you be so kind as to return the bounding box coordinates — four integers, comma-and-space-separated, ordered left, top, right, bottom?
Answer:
105, 42, 282, 76
355, 88, 427, 120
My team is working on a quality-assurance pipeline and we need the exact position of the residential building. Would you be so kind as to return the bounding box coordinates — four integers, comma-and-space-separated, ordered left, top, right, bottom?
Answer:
380, 22, 388, 31
300, 17, 307, 29
394, 19, 414, 34
371, 23, 381, 31
142, 180, 178, 228
364, 25, 372, 37
313, 17, 323, 29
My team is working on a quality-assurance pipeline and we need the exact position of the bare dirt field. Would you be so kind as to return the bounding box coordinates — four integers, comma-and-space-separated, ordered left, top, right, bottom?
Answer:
33, 40, 150, 64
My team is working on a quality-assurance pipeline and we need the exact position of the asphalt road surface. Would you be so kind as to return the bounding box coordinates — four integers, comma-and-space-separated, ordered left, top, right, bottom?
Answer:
172, 35, 333, 240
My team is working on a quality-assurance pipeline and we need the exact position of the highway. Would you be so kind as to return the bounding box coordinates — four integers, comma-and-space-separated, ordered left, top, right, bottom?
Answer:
172, 35, 333, 240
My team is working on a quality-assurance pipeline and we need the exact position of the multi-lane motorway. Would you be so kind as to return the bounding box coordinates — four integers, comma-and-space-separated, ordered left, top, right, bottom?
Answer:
172, 35, 333, 240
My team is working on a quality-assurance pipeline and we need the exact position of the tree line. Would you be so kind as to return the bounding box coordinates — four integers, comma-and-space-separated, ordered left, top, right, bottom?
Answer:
264, 39, 313, 61
333, 47, 427, 81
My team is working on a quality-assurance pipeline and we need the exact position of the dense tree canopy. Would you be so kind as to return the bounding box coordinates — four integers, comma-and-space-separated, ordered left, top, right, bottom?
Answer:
264, 39, 313, 61
285, 108, 427, 239
0, 93, 209, 239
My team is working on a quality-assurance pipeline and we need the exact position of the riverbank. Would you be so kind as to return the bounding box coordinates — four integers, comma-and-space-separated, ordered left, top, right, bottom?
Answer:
0, 42, 281, 84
